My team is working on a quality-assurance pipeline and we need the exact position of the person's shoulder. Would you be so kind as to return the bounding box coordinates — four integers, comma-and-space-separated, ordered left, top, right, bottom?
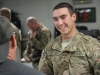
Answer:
41, 24, 50, 31
11, 23, 20, 34
45, 35, 61, 49
40, 25, 51, 36
78, 32, 100, 48
11, 23, 19, 30
80, 32, 99, 43
4, 59, 45, 75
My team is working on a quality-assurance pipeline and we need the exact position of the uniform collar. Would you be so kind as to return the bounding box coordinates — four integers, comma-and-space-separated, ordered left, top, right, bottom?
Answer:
52, 32, 82, 52
36, 23, 42, 35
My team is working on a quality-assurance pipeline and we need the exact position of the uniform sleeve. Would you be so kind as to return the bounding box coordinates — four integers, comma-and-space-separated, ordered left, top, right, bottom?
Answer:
85, 38, 100, 75
17, 30, 21, 55
15, 29, 22, 55
39, 49, 53, 75
30, 30, 51, 50
23, 40, 32, 59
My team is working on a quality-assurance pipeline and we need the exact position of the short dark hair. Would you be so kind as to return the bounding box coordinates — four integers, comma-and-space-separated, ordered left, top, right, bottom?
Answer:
53, 2, 75, 16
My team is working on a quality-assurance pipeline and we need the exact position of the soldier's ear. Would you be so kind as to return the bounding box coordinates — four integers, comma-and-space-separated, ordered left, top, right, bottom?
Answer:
8, 34, 17, 60
72, 13, 76, 22
10, 34, 17, 49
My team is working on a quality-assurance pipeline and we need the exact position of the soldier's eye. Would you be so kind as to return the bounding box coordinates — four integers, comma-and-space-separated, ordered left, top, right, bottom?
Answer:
61, 16, 65, 19
54, 18, 58, 22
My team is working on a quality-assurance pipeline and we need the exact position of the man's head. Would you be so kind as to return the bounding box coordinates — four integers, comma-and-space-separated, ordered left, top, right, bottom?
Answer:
0, 16, 17, 63
0, 7, 11, 21
26, 17, 40, 31
53, 2, 77, 37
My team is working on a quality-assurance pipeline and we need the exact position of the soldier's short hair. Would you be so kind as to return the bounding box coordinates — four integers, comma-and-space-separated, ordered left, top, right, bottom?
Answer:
26, 17, 37, 25
53, 2, 75, 16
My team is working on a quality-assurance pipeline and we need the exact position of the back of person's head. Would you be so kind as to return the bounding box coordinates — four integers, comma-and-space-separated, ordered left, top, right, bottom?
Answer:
0, 16, 13, 63
0, 7, 11, 21
53, 2, 75, 16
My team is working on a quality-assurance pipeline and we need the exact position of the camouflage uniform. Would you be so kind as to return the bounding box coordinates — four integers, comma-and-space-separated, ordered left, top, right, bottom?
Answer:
11, 23, 21, 62
39, 32, 100, 75
24, 24, 52, 69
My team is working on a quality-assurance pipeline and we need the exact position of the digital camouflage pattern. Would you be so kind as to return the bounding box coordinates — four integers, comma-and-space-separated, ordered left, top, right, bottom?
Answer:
24, 24, 52, 69
11, 23, 21, 62
39, 32, 100, 75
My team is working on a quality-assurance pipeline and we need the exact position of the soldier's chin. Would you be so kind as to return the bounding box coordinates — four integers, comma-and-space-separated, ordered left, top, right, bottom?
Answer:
60, 30, 66, 33
61, 32, 69, 35
32, 29, 36, 31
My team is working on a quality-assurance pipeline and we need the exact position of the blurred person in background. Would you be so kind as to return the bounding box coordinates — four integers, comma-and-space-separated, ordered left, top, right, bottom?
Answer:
23, 17, 52, 69
0, 7, 22, 62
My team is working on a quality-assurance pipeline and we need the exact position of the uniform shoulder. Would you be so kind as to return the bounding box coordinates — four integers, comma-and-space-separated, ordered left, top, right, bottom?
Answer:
45, 35, 61, 49
11, 23, 19, 30
79, 32, 100, 46
41, 24, 50, 31
40, 25, 51, 37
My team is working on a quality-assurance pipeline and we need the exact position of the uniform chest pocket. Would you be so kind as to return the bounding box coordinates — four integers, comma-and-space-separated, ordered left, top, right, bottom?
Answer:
49, 55, 61, 72
70, 50, 89, 68
47, 51, 61, 62
70, 50, 87, 64
49, 55, 60, 63
72, 50, 85, 57
47, 52, 61, 66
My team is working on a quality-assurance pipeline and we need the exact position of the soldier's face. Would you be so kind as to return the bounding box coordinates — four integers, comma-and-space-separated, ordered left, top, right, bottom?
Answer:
53, 8, 76, 35
28, 23, 38, 31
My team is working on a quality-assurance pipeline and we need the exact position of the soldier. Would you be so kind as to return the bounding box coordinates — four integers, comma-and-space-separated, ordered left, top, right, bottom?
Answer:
0, 8, 21, 62
23, 17, 52, 69
39, 2, 100, 75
